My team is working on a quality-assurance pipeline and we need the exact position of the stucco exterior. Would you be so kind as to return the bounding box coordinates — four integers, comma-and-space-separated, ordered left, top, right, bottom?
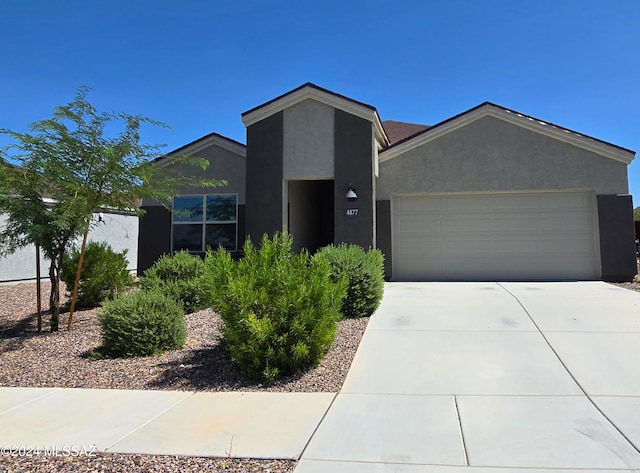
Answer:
0, 211, 138, 283
377, 115, 629, 199
144, 135, 247, 207
135, 83, 636, 282
138, 133, 246, 272
283, 99, 334, 179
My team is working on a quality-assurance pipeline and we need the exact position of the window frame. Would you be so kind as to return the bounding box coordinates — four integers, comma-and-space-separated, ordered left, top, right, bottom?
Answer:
171, 193, 238, 253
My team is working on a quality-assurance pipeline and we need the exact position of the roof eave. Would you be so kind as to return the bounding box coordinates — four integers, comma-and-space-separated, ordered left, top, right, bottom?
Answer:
154, 132, 246, 168
241, 83, 390, 147
380, 103, 635, 165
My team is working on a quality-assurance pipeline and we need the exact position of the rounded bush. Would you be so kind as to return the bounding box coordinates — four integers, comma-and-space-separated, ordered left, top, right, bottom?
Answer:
139, 251, 210, 313
98, 289, 186, 358
60, 241, 134, 308
205, 231, 346, 382
315, 244, 385, 318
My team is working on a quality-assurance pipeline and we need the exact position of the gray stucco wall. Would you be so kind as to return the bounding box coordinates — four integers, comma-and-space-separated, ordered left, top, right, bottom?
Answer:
1, 211, 138, 283
376, 200, 392, 278
245, 112, 284, 244
284, 99, 334, 179
377, 116, 629, 199
137, 140, 247, 272
597, 194, 637, 282
151, 143, 247, 205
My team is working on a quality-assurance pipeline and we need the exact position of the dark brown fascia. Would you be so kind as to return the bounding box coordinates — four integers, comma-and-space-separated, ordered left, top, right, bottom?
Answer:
241, 82, 378, 117
383, 101, 636, 154
155, 131, 246, 162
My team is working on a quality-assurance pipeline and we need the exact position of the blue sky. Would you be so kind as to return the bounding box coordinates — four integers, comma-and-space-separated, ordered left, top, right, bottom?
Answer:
2, 0, 639, 200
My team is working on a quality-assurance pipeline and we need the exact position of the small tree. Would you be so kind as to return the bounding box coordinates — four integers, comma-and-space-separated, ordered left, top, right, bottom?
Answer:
0, 87, 223, 331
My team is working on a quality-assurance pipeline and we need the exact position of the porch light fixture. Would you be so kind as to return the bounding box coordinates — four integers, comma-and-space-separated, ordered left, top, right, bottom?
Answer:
346, 186, 358, 202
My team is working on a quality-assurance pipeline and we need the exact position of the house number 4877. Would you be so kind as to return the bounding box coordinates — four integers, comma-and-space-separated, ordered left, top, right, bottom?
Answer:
346, 208, 359, 216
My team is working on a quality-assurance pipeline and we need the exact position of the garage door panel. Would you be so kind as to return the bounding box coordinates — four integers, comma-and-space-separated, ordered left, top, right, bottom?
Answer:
397, 216, 441, 234
446, 239, 490, 254
396, 238, 443, 256
392, 192, 599, 281
444, 196, 491, 211
397, 196, 442, 213
445, 217, 490, 233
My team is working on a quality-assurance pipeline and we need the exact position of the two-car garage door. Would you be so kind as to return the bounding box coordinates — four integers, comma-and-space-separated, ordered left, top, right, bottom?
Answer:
392, 191, 600, 281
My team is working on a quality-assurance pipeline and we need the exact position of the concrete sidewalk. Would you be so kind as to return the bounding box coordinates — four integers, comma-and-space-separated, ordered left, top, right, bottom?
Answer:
2, 281, 640, 472
296, 282, 640, 472
0, 388, 334, 459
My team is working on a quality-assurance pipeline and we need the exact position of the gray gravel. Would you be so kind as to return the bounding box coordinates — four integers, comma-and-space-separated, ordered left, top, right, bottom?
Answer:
1, 454, 296, 473
0, 281, 370, 472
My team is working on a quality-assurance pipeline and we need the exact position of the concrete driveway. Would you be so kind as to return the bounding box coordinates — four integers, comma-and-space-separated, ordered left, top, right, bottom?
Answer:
297, 282, 640, 472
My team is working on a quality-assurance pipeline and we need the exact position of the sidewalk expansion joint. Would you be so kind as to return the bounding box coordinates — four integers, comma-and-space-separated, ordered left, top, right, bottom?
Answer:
496, 282, 640, 458
453, 395, 470, 466
104, 390, 197, 452
0, 387, 63, 416
297, 392, 338, 460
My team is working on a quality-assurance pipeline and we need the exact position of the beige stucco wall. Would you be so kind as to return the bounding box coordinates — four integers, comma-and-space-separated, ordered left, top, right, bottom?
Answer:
377, 116, 629, 199
283, 99, 334, 179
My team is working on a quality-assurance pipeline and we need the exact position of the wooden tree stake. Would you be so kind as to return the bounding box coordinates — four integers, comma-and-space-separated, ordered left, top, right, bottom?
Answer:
67, 216, 91, 331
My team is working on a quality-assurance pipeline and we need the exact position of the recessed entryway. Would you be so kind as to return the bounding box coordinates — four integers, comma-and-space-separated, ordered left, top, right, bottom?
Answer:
287, 180, 334, 253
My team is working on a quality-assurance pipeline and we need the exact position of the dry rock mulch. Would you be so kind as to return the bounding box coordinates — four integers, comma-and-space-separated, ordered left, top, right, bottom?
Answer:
0, 281, 369, 473
4, 454, 296, 473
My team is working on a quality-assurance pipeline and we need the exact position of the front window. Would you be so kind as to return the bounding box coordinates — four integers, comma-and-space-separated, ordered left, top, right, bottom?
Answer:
172, 194, 237, 252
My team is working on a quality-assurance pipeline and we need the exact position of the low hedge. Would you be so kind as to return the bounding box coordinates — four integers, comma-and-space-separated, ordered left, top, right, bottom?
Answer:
315, 244, 384, 318
98, 288, 186, 358
139, 251, 211, 313
60, 241, 134, 308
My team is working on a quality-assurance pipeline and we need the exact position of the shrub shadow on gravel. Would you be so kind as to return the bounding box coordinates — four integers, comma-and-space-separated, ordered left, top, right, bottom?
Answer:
0, 311, 48, 355
146, 345, 320, 392
146, 345, 255, 391
1, 311, 41, 337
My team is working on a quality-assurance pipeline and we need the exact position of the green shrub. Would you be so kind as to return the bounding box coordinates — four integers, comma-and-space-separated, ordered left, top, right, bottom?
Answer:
205, 231, 346, 382
139, 251, 210, 313
315, 244, 384, 318
98, 288, 186, 358
60, 241, 134, 308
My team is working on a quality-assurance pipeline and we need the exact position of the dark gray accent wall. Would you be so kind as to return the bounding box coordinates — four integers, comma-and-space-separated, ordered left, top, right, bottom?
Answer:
376, 200, 392, 279
138, 205, 171, 274
334, 109, 375, 248
597, 194, 637, 282
236, 204, 246, 254
245, 112, 284, 243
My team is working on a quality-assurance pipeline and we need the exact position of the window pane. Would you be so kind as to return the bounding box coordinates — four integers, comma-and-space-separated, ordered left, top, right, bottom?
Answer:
173, 196, 204, 222
206, 195, 237, 222
173, 224, 203, 252
206, 223, 236, 251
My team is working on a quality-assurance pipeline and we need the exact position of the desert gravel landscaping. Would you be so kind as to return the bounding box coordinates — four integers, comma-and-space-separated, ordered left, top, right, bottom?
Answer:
0, 281, 368, 473
3, 275, 639, 473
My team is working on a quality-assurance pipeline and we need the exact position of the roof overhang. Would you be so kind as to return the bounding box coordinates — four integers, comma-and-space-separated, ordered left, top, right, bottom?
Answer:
154, 132, 246, 168
380, 102, 635, 165
242, 83, 389, 148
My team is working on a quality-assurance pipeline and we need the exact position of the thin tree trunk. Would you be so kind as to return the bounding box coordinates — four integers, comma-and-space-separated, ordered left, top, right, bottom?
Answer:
36, 242, 42, 332
49, 259, 60, 332
68, 220, 90, 331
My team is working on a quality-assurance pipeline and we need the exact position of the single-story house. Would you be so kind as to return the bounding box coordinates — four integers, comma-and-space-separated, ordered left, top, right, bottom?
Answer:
138, 83, 637, 282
